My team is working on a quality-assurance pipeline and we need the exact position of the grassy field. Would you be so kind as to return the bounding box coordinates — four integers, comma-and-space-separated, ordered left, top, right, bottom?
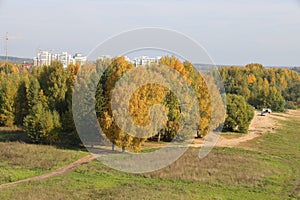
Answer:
0, 113, 299, 200
0, 128, 87, 185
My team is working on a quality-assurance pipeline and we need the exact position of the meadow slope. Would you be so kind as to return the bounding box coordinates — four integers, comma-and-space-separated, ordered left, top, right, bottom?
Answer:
0, 110, 299, 199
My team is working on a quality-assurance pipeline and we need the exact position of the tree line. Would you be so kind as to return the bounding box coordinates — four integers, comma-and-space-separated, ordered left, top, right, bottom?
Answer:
219, 64, 300, 111
1, 60, 298, 151
0, 62, 80, 146
219, 63, 300, 133
0, 56, 226, 151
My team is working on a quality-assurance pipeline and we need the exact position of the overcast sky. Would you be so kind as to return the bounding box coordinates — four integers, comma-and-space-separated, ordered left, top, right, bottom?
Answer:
0, 0, 299, 66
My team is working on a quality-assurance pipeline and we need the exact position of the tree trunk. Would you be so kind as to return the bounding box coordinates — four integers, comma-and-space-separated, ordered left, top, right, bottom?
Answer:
122, 146, 125, 153
112, 143, 115, 151
196, 130, 202, 138
157, 131, 161, 143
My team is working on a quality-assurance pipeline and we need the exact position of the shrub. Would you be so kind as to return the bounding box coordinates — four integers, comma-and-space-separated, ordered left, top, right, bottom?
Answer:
223, 94, 254, 133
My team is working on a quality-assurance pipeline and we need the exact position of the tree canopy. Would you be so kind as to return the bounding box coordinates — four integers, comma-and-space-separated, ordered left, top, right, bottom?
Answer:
0, 61, 297, 150
219, 64, 300, 111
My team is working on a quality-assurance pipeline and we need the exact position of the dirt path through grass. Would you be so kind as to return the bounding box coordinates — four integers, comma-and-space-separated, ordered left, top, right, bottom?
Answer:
215, 110, 278, 147
219, 110, 299, 147
190, 110, 299, 148
142, 110, 298, 149
1, 110, 299, 189
0, 154, 98, 189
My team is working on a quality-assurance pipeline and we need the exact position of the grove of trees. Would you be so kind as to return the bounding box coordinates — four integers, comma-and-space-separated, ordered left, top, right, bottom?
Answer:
0, 60, 298, 151
0, 61, 80, 146
96, 56, 224, 151
219, 64, 300, 111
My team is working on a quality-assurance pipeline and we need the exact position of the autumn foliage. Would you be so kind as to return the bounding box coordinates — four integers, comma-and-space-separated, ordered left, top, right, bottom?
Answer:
220, 64, 300, 111
1, 60, 297, 150
96, 56, 219, 151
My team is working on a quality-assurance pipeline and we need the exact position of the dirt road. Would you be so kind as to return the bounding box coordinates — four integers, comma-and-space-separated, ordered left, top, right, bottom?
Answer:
216, 111, 277, 147
218, 110, 298, 147
191, 110, 299, 148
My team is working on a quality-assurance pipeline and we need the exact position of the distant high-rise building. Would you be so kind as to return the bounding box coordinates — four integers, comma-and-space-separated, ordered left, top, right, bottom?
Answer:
73, 53, 87, 65
34, 50, 87, 68
34, 50, 52, 66
131, 56, 161, 67
59, 52, 73, 68
95, 55, 162, 67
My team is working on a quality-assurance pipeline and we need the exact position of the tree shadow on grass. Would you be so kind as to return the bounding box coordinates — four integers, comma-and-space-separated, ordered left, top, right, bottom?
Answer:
0, 127, 87, 152
0, 127, 28, 143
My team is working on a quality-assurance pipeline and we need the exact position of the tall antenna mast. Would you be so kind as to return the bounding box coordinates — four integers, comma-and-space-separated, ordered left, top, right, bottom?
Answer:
3, 32, 22, 63
5, 32, 8, 63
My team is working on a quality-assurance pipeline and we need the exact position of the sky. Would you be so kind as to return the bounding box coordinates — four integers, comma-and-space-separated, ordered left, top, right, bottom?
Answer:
0, 0, 300, 66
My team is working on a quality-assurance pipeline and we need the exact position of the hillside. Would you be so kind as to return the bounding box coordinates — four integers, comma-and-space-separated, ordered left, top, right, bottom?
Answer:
0, 56, 33, 64
0, 110, 299, 199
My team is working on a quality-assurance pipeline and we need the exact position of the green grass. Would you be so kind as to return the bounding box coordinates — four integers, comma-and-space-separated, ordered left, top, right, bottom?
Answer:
0, 141, 87, 185
139, 148, 161, 153
220, 132, 245, 139
241, 118, 300, 199
0, 113, 299, 199
0, 157, 286, 200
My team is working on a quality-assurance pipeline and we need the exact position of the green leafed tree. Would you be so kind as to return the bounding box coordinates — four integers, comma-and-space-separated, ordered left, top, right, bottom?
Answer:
224, 94, 254, 133
0, 74, 20, 127
24, 90, 61, 144
15, 75, 30, 125
59, 64, 82, 147
38, 61, 68, 114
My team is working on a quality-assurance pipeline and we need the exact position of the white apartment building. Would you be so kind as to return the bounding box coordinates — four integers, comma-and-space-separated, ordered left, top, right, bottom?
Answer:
33, 51, 51, 66
34, 50, 87, 68
59, 52, 73, 68
96, 55, 162, 67
132, 56, 161, 67
73, 53, 87, 66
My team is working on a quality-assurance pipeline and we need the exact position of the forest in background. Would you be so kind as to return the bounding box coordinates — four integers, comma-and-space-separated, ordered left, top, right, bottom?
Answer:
219, 64, 300, 111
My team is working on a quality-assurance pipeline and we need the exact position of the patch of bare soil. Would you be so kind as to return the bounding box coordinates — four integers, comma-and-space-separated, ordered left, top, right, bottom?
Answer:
216, 111, 277, 148
192, 110, 298, 148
